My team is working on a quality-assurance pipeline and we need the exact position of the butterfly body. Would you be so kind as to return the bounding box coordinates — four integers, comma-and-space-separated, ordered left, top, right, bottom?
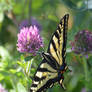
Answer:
30, 14, 69, 92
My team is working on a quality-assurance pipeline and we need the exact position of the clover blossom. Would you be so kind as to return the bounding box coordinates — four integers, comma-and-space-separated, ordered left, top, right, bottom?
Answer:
17, 25, 43, 55
81, 88, 86, 92
71, 30, 92, 56
0, 84, 7, 92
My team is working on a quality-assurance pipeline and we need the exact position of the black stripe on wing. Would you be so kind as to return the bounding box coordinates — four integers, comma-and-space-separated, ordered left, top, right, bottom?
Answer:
35, 75, 62, 92
37, 68, 54, 72
62, 14, 69, 62
33, 76, 46, 82
41, 53, 60, 70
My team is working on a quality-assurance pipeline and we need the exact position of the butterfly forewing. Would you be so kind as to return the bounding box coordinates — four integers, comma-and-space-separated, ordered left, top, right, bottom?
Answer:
47, 14, 69, 66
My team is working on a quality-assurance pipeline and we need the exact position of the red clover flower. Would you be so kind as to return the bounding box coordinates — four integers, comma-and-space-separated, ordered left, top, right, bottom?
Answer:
0, 84, 7, 92
81, 88, 86, 92
71, 30, 92, 56
17, 25, 43, 56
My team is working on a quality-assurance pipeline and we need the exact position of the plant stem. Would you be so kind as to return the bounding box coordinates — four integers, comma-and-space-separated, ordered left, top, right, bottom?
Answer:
83, 57, 88, 81
83, 57, 89, 91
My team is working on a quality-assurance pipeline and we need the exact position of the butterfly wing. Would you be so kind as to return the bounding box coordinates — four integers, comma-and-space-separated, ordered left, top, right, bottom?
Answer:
30, 14, 69, 92
47, 14, 69, 66
30, 59, 58, 92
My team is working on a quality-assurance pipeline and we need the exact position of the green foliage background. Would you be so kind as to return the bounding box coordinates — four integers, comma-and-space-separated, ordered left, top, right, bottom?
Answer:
0, 0, 92, 92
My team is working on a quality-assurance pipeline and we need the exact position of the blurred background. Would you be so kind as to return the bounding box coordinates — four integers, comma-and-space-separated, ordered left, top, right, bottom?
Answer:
0, 0, 92, 92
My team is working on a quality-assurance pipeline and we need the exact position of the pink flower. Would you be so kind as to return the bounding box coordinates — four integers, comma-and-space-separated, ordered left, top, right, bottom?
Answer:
81, 88, 86, 92
17, 25, 43, 55
71, 30, 92, 56
0, 84, 7, 92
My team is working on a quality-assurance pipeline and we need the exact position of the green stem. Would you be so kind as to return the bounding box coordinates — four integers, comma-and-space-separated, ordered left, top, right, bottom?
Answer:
29, 58, 33, 73
26, 58, 33, 76
83, 57, 88, 81
82, 57, 89, 91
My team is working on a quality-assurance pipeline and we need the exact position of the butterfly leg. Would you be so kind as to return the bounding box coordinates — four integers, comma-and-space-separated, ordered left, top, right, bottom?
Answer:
59, 79, 66, 90
58, 75, 66, 90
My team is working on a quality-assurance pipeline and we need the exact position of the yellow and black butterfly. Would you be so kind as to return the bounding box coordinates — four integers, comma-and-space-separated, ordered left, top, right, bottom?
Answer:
30, 14, 69, 92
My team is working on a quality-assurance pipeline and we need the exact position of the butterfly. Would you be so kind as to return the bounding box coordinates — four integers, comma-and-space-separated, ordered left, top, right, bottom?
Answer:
30, 14, 69, 92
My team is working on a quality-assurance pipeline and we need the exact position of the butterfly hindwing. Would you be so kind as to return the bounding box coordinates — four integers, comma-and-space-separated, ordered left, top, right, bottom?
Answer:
30, 59, 58, 92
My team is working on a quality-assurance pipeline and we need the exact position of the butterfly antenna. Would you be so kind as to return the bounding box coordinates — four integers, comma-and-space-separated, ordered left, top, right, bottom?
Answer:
67, 66, 72, 72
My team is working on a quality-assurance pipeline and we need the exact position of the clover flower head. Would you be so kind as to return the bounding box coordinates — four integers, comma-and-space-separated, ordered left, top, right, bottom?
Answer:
81, 88, 86, 92
71, 30, 92, 56
0, 84, 7, 92
17, 25, 43, 55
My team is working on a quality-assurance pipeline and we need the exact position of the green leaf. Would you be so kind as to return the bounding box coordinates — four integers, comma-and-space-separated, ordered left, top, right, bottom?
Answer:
17, 61, 24, 68
17, 83, 27, 92
0, 73, 4, 80
10, 89, 16, 92
0, 11, 4, 23
0, 46, 11, 61
24, 56, 33, 62
9, 69, 17, 74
